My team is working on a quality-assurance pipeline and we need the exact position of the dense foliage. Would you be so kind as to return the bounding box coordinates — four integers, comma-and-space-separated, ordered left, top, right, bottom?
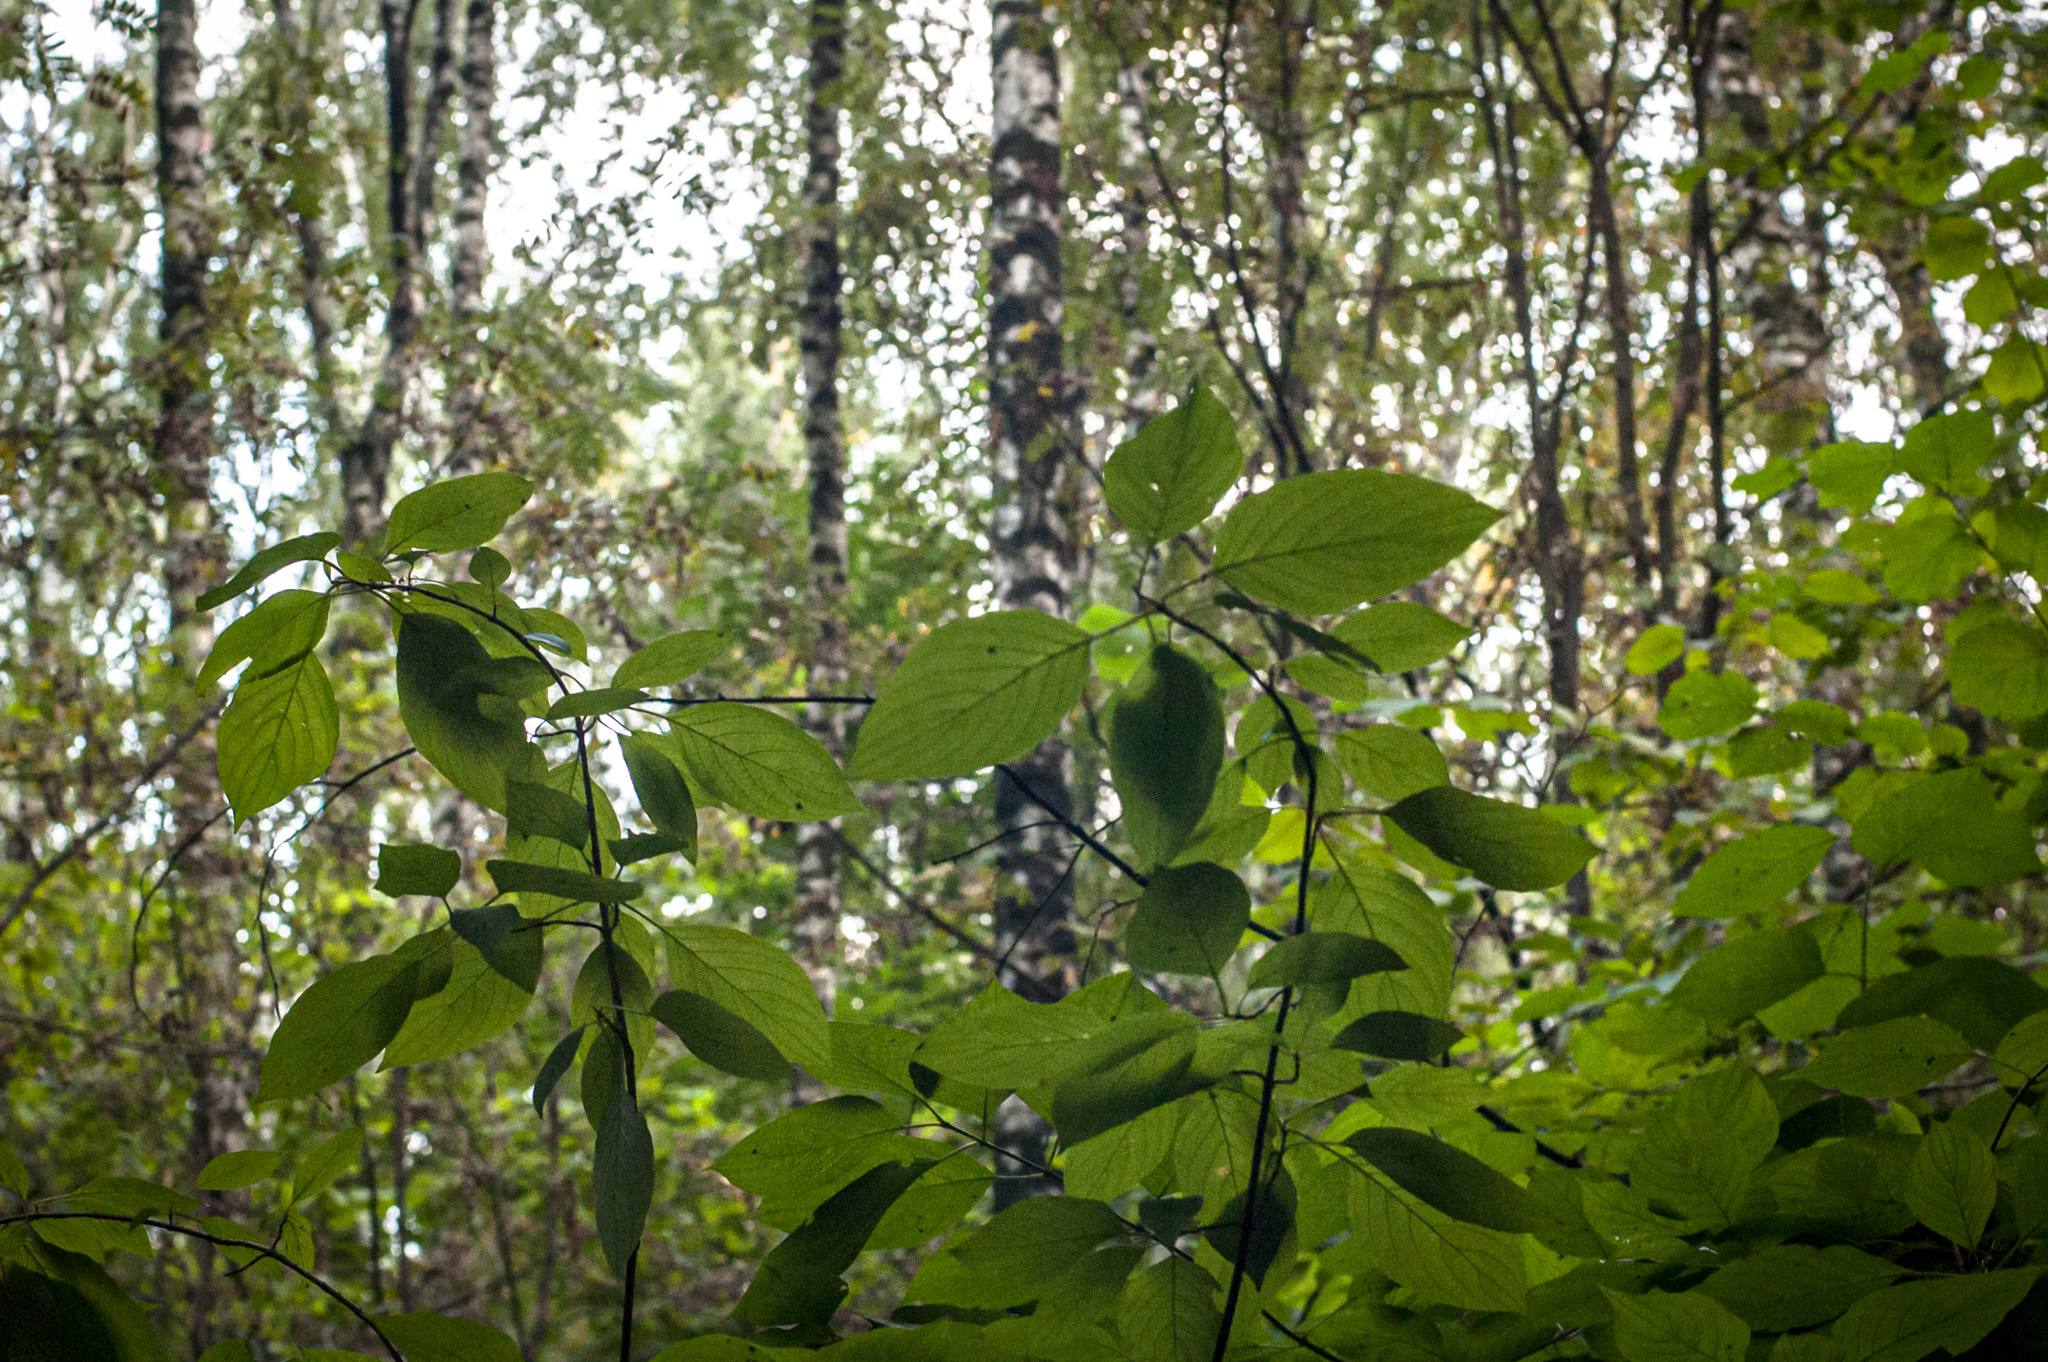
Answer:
6, 0, 2048, 1359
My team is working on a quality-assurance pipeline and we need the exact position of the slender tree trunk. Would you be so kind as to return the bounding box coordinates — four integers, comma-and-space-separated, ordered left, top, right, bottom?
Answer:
792, 0, 850, 1025
990, 0, 1077, 1208
1656, 184, 1708, 617
444, 0, 497, 475
155, 2, 230, 1345
273, 0, 341, 438
1115, 63, 1161, 437
341, 0, 425, 546
1586, 147, 1650, 584
1265, 0, 1314, 472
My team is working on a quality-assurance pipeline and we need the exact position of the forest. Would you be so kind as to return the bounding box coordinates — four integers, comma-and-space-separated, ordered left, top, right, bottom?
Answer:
3, 0, 2048, 1357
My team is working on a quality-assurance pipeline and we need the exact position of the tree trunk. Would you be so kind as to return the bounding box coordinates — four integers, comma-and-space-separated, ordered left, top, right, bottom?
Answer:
155, 2, 232, 1346
1265, 0, 1314, 473
340, 0, 427, 546
1115, 63, 1160, 437
990, 0, 1077, 1207
444, 0, 497, 475
1586, 147, 1649, 585
792, 0, 850, 1025
273, 0, 341, 439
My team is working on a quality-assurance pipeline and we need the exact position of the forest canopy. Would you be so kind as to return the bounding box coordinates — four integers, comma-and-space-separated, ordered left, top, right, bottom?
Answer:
4, 0, 2048, 1358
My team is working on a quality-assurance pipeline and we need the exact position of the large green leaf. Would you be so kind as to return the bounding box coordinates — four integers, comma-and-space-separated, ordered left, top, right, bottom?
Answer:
1668, 928, 1825, 1028
374, 844, 461, 898
395, 612, 544, 813
375, 1312, 524, 1362
613, 629, 726, 689
1247, 931, 1406, 990
593, 1077, 654, 1272
1117, 1258, 1221, 1362
217, 644, 338, 823
1834, 955, 2048, 1049
662, 922, 828, 1070
906, 1196, 1127, 1309
1335, 725, 1449, 803
652, 989, 790, 1081
1600, 1289, 1750, 1362
1123, 862, 1250, 977
1383, 787, 1595, 890
383, 473, 534, 554
196, 533, 342, 612
850, 610, 1091, 779
1905, 1119, 1996, 1247
1802, 1017, 1976, 1098
1657, 668, 1758, 740
380, 928, 540, 1068
195, 1149, 281, 1192
1673, 824, 1834, 917
1696, 1245, 1902, 1332
0, 1243, 169, 1362
1828, 1270, 2038, 1362
1898, 408, 1995, 492
256, 953, 423, 1103
1213, 469, 1498, 614
1330, 1011, 1463, 1062
1807, 440, 1895, 514
662, 702, 859, 820
1332, 601, 1472, 672
620, 734, 697, 856
1109, 644, 1224, 867
1345, 1164, 1525, 1314
739, 1160, 931, 1326
1950, 613, 2048, 721
1848, 768, 2041, 887
1343, 1127, 1539, 1233
485, 858, 640, 903
198, 589, 332, 689
1629, 1065, 1777, 1230
1102, 385, 1244, 542
1313, 859, 1455, 1020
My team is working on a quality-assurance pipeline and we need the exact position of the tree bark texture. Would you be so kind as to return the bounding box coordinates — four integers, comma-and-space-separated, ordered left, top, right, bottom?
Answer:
990, 0, 1077, 1207
793, 0, 850, 1018
444, 0, 497, 474
1115, 62, 1161, 438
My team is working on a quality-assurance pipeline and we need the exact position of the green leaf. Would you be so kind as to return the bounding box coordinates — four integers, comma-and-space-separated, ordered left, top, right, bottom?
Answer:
196, 533, 342, 612
1050, 1015, 1207, 1144
1950, 614, 2048, 720
466, 546, 510, 589
194, 1150, 281, 1192
1213, 469, 1499, 615
504, 779, 592, 849
288, 1128, 363, 1205
1332, 601, 1472, 672
1330, 1010, 1462, 1062
0, 1141, 28, 1197
1345, 1164, 1525, 1313
850, 610, 1090, 780
395, 613, 544, 813
383, 473, 534, 554
570, 946, 656, 1068
545, 687, 647, 719
484, 859, 640, 902
1123, 862, 1250, 978
1919, 214, 1991, 282
1837, 955, 2048, 1050
1335, 726, 1448, 803
1630, 1065, 1778, 1230
382, 927, 539, 1066
1110, 644, 1224, 867
1848, 768, 2041, 887
256, 954, 421, 1103
0, 1242, 171, 1362
608, 833, 695, 866
868, 1155, 994, 1251
217, 647, 337, 823
1963, 271, 2017, 327
1118, 1258, 1221, 1362
1985, 335, 2044, 404
1727, 725, 1813, 777
198, 1344, 252, 1362
740, 1160, 931, 1326
1102, 385, 1244, 542
1673, 824, 1834, 918
1247, 931, 1406, 991
1658, 667, 1758, 740
1905, 1118, 1996, 1247
1808, 441, 1896, 515
1828, 1270, 2038, 1362
1601, 1289, 1751, 1362
1995, 1010, 2048, 1086
662, 922, 829, 1070
1899, 409, 1995, 492
523, 607, 587, 661
1732, 456, 1801, 499
613, 629, 725, 689
531, 1026, 587, 1115
198, 589, 333, 689
652, 989, 790, 1081
374, 1312, 524, 1362
619, 736, 696, 856
663, 702, 859, 820
1697, 1245, 1902, 1332
1201, 1171, 1295, 1287
593, 1076, 654, 1273
1882, 509, 1984, 602
1626, 624, 1687, 675
1344, 1127, 1539, 1232
374, 844, 461, 898
908, 1196, 1127, 1309
913, 985, 1098, 1089
649, 1341, 790, 1362
1803, 1017, 1976, 1098
1383, 786, 1595, 890
1669, 928, 1825, 1028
